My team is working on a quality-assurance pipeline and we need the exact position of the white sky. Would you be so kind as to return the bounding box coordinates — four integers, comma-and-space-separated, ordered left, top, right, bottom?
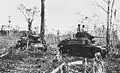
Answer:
0, 0, 120, 33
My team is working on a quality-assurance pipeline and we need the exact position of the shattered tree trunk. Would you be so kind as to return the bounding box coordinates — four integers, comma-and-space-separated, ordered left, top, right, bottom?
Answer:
110, 0, 115, 49
40, 0, 46, 44
28, 22, 32, 32
57, 30, 60, 43
27, 21, 32, 49
106, 0, 110, 50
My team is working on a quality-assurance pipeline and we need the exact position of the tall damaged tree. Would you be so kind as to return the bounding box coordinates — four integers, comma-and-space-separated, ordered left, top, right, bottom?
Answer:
18, 4, 39, 49
93, 0, 116, 51
40, 0, 46, 44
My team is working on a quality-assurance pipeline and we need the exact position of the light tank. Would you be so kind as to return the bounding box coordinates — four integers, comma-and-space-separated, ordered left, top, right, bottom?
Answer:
58, 24, 108, 58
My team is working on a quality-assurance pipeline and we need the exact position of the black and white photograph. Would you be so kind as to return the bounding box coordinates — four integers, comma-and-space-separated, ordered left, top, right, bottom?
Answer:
0, 0, 120, 73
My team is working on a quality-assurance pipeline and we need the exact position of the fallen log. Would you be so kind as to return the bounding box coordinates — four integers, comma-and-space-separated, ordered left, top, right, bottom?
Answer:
68, 61, 83, 66
51, 63, 65, 73
51, 60, 83, 73
0, 52, 9, 57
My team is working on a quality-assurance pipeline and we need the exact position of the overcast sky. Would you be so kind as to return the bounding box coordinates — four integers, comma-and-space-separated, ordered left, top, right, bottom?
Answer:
0, 0, 120, 33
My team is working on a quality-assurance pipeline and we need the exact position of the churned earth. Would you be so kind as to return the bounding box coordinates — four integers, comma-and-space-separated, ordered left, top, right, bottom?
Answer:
0, 36, 120, 73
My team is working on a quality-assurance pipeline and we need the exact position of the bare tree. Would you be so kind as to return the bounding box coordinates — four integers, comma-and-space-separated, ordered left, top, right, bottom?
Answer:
18, 4, 39, 32
18, 4, 39, 49
8, 16, 11, 36
93, 0, 116, 50
41, 0, 46, 44
57, 30, 60, 43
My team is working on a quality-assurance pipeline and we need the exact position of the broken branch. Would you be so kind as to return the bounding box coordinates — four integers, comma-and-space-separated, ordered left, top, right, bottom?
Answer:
93, 2, 107, 13
103, 0, 108, 4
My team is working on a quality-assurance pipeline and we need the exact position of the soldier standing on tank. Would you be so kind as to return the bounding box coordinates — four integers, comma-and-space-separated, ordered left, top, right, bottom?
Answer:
77, 24, 85, 32
81, 25, 85, 32
77, 24, 81, 32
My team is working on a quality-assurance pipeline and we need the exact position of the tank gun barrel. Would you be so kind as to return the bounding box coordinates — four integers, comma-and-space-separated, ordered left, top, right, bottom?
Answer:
93, 36, 106, 38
